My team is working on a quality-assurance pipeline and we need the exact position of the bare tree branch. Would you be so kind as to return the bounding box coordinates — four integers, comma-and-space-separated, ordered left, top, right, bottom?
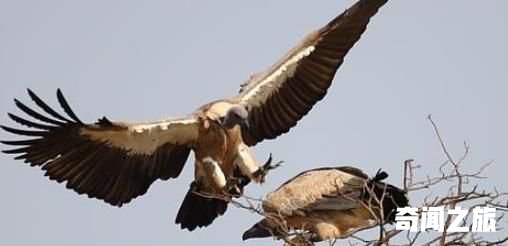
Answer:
220, 116, 508, 245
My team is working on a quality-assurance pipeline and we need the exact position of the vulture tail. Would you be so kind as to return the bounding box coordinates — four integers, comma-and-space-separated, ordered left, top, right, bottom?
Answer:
175, 182, 228, 231
365, 170, 409, 223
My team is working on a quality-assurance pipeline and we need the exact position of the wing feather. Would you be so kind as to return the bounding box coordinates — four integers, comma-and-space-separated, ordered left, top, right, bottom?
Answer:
27, 88, 72, 123
56, 89, 84, 124
236, 0, 388, 145
263, 167, 369, 216
1, 89, 198, 206
13, 98, 66, 126
7, 113, 56, 130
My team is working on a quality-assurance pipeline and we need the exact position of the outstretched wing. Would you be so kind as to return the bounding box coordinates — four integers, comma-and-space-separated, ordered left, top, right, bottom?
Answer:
263, 167, 369, 216
1, 89, 199, 206
235, 0, 388, 146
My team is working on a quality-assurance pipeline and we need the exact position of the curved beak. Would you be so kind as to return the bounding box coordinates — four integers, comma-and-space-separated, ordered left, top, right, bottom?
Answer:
240, 119, 250, 130
242, 221, 272, 240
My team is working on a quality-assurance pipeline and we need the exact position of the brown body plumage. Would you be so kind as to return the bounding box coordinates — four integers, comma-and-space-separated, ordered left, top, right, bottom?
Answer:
243, 167, 409, 243
2, 0, 389, 231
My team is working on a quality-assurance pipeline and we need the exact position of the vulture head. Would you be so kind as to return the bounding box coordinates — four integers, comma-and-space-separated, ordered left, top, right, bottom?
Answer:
242, 166, 409, 243
222, 106, 249, 130
242, 219, 273, 240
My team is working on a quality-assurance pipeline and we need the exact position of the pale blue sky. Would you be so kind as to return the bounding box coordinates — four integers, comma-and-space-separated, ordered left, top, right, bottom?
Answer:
1, 0, 507, 245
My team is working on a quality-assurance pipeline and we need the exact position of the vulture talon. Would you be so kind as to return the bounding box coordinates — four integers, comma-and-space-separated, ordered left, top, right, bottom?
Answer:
242, 166, 409, 243
253, 153, 283, 183
288, 233, 315, 246
1, 0, 391, 232
225, 177, 244, 198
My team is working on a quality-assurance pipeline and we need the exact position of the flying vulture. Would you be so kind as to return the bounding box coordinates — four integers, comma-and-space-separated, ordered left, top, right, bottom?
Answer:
242, 166, 408, 244
1, 0, 389, 231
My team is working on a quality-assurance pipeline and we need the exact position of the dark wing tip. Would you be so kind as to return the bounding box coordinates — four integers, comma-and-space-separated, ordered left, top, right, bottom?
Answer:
1, 147, 24, 154
325, 0, 388, 28
0, 124, 46, 136
25, 88, 72, 123
7, 112, 55, 130
373, 169, 389, 182
56, 88, 83, 124
25, 88, 40, 109
26, 88, 35, 97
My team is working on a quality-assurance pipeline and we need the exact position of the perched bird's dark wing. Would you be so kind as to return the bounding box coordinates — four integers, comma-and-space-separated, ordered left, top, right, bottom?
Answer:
234, 0, 388, 146
263, 167, 369, 216
1, 89, 199, 206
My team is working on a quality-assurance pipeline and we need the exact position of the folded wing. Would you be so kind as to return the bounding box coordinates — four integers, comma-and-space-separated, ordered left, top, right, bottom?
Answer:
236, 0, 388, 145
263, 167, 369, 216
1, 89, 199, 206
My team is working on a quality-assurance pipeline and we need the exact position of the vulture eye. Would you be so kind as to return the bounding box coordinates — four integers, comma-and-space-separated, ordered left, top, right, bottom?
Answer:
229, 112, 238, 119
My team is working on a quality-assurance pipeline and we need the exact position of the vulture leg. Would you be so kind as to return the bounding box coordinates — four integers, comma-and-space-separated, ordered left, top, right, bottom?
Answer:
252, 153, 283, 183
312, 222, 341, 242
224, 177, 244, 197
202, 157, 246, 197
234, 144, 281, 184
225, 167, 252, 198
202, 157, 227, 189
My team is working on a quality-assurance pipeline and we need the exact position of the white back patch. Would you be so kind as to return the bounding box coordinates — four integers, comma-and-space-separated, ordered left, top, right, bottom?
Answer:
80, 118, 198, 155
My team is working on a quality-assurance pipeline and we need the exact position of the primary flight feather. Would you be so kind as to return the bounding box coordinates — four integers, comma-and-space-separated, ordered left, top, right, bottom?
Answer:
1, 0, 389, 231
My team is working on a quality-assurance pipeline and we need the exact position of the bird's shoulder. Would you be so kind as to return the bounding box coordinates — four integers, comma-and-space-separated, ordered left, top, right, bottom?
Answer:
263, 167, 368, 215
195, 99, 238, 122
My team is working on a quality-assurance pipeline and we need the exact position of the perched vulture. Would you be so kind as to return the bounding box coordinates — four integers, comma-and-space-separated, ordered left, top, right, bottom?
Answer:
1, 0, 389, 231
242, 167, 408, 243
